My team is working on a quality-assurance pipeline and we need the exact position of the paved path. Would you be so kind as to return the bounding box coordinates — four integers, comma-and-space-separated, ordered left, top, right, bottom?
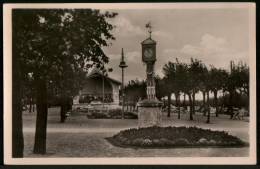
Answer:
23, 108, 249, 157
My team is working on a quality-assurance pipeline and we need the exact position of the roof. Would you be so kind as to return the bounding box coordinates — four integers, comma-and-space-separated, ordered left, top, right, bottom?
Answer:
87, 68, 121, 85
141, 37, 156, 45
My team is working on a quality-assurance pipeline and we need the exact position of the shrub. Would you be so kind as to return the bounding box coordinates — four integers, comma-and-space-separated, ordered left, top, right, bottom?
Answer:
86, 109, 137, 119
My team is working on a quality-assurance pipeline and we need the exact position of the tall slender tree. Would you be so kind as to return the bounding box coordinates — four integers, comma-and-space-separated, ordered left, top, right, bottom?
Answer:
189, 59, 207, 115
208, 67, 228, 117
162, 62, 175, 117
224, 61, 249, 118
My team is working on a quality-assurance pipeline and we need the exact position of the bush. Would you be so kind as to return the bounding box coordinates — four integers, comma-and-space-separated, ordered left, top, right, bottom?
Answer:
107, 126, 247, 148
87, 108, 138, 119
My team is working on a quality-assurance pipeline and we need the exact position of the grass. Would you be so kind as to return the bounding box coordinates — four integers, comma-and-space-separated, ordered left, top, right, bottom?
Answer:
107, 126, 247, 148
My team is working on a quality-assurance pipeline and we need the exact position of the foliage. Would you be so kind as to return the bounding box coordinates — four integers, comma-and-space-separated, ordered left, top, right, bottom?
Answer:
86, 109, 138, 119
224, 62, 249, 96
13, 9, 117, 96
155, 75, 167, 100
13, 9, 117, 154
125, 79, 146, 103
188, 58, 208, 93
208, 66, 228, 92
160, 58, 249, 110
163, 59, 189, 95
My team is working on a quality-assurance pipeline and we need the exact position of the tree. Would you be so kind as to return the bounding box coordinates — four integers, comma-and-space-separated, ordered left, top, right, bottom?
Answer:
12, 37, 24, 157
224, 61, 249, 118
155, 75, 167, 101
235, 62, 249, 97
162, 60, 184, 118
189, 58, 207, 115
163, 59, 192, 119
179, 62, 194, 120
12, 9, 117, 155
174, 60, 188, 119
162, 62, 175, 117
196, 63, 208, 116
208, 67, 228, 117
125, 79, 146, 107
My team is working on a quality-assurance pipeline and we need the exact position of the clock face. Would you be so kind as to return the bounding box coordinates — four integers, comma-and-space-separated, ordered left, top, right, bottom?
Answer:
144, 48, 154, 58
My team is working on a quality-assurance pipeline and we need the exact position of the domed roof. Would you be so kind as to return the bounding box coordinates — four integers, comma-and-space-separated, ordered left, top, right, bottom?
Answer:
141, 37, 156, 45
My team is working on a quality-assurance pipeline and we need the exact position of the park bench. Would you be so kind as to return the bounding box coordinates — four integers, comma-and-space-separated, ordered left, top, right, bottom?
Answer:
232, 108, 245, 120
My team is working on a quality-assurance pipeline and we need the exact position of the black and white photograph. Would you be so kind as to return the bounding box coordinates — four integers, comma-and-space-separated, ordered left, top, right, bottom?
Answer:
3, 3, 256, 165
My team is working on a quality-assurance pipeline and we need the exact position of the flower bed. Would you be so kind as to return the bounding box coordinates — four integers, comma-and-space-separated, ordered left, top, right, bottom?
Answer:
87, 109, 138, 119
107, 126, 247, 148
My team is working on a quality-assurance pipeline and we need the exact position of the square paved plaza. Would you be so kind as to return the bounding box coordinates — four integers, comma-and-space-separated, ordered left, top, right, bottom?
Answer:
22, 107, 249, 157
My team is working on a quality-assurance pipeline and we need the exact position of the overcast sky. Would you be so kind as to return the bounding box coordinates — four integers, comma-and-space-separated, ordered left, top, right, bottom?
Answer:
102, 8, 250, 84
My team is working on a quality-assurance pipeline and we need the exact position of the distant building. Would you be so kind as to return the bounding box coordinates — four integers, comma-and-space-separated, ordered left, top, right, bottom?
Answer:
74, 68, 121, 105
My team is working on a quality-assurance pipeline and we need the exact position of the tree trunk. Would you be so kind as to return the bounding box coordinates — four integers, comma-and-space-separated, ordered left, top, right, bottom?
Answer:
188, 94, 193, 120
202, 91, 206, 116
167, 93, 171, 117
60, 101, 67, 123
12, 58, 24, 157
214, 90, 218, 117
175, 93, 180, 119
206, 91, 210, 123
192, 91, 196, 115
229, 90, 234, 119
32, 97, 35, 112
60, 98, 67, 123
60, 95, 72, 122
29, 97, 32, 113
183, 94, 187, 110
33, 78, 48, 154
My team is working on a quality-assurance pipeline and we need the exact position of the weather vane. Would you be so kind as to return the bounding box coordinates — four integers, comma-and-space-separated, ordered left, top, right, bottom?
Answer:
145, 22, 152, 38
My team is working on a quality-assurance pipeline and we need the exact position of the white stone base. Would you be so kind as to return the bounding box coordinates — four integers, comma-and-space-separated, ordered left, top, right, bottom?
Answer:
138, 107, 162, 128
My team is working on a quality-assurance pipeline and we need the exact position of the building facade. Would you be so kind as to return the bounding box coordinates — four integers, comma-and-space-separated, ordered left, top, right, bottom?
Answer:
74, 69, 121, 105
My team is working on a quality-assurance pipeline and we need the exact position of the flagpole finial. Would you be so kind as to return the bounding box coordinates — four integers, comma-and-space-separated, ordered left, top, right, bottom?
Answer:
121, 48, 124, 60
145, 22, 152, 38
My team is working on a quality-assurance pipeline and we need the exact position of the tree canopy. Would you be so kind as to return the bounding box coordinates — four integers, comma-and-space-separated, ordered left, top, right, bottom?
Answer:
12, 9, 117, 155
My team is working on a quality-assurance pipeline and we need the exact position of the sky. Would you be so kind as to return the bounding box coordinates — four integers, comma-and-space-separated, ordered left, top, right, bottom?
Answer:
101, 8, 250, 85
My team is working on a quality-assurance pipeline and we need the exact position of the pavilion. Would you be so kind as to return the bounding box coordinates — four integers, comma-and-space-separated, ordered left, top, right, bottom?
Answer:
73, 68, 121, 105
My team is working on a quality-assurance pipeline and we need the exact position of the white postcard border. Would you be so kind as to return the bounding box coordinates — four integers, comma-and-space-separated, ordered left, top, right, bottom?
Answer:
3, 2, 256, 165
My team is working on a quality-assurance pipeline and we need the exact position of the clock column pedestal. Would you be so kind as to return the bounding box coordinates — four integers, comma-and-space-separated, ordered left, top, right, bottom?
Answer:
137, 98, 163, 128
137, 62, 162, 128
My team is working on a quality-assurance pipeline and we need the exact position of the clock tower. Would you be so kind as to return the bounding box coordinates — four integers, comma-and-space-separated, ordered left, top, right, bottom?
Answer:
141, 23, 157, 100
137, 22, 162, 128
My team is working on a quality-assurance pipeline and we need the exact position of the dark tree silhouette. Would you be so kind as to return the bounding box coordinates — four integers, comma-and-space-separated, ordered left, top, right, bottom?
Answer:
125, 79, 146, 109
12, 9, 117, 155
208, 67, 228, 117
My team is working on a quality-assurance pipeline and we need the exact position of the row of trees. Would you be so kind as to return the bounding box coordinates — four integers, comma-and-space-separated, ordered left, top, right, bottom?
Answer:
13, 9, 117, 157
124, 59, 249, 123
161, 59, 249, 122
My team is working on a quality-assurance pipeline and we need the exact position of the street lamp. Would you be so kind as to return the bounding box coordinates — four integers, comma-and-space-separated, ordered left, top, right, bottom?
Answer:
119, 48, 128, 119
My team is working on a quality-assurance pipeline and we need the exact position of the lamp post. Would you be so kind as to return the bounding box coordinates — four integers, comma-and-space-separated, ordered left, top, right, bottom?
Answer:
119, 48, 128, 119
